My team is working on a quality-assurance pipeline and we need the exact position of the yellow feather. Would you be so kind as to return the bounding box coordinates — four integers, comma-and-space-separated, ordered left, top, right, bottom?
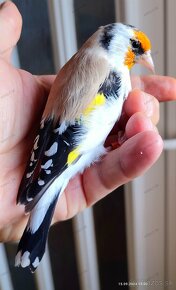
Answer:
134, 31, 151, 51
67, 148, 80, 165
83, 93, 106, 116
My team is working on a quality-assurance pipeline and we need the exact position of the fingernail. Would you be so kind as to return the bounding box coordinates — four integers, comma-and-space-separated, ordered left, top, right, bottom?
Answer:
143, 93, 154, 117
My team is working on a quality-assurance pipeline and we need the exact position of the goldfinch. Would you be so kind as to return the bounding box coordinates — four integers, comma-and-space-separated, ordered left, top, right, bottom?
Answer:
15, 23, 154, 272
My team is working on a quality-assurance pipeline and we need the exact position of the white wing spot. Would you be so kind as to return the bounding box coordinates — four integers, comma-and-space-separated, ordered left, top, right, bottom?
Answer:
34, 135, 40, 150
41, 159, 53, 169
45, 142, 58, 156
32, 257, 40, 268
45, 170, 51, 174
34, 134, 39, 142
57, 121, 67, 134
30, 152, 36, 162
53, 127, 60, 133
40, 119, 45, 129
38, 179, 45, 186
15, 251, 22, 267
27, 196, 33, 202
21, 251, 30, 268
64, 140, 70, 146
26, 171, 33, 178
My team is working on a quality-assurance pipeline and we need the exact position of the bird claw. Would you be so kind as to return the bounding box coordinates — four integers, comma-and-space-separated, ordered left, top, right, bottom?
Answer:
108, 131, 127, 150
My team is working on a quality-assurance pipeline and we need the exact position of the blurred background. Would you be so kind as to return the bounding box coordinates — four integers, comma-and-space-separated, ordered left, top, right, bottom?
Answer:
0, 0, 176, 290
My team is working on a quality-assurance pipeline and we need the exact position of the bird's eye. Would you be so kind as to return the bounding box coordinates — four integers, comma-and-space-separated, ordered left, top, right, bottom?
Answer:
130, 38, 144, 55
131, 39, 140, 49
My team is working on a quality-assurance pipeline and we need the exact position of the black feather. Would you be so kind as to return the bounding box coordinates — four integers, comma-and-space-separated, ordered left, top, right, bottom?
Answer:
98, 70, 121, 98
17, 118, 53, 204
100, 23, 115, 50
16, 195, 58, 272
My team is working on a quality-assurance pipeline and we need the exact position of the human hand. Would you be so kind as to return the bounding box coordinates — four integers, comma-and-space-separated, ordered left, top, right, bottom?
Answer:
0, 1, 176, 242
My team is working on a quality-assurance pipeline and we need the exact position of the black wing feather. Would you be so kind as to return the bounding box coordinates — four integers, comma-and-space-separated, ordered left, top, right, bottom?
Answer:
17, 118, 81, 208
17, 118, 53, 204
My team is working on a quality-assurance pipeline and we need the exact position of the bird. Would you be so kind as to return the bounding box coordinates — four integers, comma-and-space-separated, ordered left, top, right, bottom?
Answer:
15, 23, 154, 272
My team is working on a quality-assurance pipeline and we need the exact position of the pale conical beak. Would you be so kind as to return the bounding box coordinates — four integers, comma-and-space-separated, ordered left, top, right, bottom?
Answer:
137, 51, 155, 73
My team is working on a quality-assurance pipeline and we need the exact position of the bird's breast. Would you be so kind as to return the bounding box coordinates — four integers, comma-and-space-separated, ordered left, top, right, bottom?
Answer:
77, 95, 124, 152
76, 69, 131, 152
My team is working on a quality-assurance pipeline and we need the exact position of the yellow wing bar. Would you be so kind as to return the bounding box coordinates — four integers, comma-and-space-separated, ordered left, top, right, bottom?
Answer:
83, 93, 106, 116
67, 147, 80, 166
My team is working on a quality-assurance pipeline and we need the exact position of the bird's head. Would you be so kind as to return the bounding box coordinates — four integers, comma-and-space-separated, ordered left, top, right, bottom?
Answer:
99, 23, 154, 73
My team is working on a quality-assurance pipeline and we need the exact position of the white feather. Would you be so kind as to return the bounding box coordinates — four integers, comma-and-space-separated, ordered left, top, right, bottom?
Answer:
45, 142, 58, 156
21, 251, 30, 268
107, 24, 134, 70
32, 257, 40, 268
41, 159, 53, 169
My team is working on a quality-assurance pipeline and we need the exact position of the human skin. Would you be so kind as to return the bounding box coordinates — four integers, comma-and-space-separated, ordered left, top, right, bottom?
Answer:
0, 1, 176, 242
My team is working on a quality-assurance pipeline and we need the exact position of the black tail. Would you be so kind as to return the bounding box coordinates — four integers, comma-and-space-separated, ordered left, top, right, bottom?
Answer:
15, 195, 58, 272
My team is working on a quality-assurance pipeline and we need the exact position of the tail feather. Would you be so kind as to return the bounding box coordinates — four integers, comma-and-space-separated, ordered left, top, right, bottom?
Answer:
15, 194, 58, 272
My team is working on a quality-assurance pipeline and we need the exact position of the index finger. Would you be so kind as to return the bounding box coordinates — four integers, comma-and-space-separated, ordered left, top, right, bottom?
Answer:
132, 75, 176, 102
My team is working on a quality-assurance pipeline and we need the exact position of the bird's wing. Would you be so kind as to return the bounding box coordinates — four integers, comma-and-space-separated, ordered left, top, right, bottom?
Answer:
17, 117, 82, 210
17, 118, 53, 204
